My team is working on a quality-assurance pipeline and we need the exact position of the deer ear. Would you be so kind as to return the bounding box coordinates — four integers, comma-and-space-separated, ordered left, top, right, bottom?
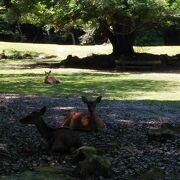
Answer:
96, 96, 102, 103
40, 106, 46, 114
81, 96, 88, 104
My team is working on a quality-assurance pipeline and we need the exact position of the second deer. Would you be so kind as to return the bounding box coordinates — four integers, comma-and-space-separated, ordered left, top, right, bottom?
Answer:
20, 107, 82, 153
44, 70, 60, 84
62, 96, 106, 131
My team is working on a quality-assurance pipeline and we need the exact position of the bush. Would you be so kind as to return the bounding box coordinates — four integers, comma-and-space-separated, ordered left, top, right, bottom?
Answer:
135, 29, 164, 46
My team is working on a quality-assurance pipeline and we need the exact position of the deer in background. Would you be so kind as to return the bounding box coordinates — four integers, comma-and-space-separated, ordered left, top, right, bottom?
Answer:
44, 70, 60, 84
62, 96, 106, 131
20, 107, 82, 153
0, 50, 6, 59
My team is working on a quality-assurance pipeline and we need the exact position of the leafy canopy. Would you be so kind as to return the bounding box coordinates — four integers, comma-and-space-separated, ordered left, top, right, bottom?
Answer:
2, 0, 180, 32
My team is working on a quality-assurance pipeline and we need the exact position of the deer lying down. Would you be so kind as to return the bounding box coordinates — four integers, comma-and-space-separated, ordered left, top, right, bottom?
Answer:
44, 70, 60, 84
20, 107, 82, 153
62, 96, 106, 131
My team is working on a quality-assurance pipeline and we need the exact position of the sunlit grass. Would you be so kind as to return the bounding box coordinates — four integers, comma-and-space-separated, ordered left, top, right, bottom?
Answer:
136, 46, 180, 56
0, 42, 179, 60
0, 41, 180, 106
0, 69, 180, 102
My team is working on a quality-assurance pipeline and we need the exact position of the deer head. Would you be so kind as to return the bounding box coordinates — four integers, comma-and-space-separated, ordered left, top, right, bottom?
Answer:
62, 96, 105, 131
20, 106, 82, 153
45, 70, 51, 78
81, 96, 102, 114
20, 107, 46, 125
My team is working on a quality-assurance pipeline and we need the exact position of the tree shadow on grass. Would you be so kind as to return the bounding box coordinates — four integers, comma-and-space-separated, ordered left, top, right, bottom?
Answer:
19, 53, 180, 72
20, 54, 115, 70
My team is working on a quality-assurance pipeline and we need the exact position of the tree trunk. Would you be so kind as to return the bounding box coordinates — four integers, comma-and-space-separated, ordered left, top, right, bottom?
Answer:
110, 33, 135, 56
100, 23, 135, 56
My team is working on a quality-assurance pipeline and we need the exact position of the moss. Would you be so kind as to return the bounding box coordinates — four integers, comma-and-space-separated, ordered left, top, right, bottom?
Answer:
73, 146, 112, 178
73, 146, 98, 162
93, 155, 111, 169
148, 123, 180, 142
35, 166, 67, 174
139, 167, 165, 180
2, 168, 75, 180
74, 154, 111, 178
76, 145, 97, 155
96, 143, 120, 153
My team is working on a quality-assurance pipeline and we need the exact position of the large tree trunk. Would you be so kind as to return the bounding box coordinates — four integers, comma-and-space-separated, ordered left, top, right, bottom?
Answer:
164, 25, 180, 45
100, 22, 135, 56
110, 33, 135, 56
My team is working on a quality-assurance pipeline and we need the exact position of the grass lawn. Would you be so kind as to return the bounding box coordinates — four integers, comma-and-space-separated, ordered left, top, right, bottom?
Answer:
0, 41, 180, 106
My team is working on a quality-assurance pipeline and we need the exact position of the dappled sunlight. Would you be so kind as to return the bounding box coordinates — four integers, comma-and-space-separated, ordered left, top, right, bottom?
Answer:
117, 119, 134, 124
0, 42, 179, 56
56, 45, 112, 59
0, 44, 180, 102
0, 72, 180, 101
138, 46, 180, 56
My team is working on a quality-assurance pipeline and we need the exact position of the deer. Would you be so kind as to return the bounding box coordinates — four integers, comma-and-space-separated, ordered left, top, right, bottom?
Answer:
20, 107, 82, 153
62, 96, 106, 131
44, 70, 60, 84
0, 50, 6, 59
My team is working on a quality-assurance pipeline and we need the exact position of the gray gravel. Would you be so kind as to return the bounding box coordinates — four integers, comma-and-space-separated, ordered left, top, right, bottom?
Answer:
0, 94, 180, 179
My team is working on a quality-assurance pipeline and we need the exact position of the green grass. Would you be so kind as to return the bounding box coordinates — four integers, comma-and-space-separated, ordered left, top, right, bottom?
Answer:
1, 42, 180, 58
0, 41, 180, 106
0, 70, 180, 101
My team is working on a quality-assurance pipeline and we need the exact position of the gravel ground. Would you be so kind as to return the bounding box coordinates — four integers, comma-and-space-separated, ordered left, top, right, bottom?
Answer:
0, 94, 180, 179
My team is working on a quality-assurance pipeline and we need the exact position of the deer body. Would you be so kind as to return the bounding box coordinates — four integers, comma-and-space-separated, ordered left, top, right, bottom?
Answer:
44, 71, 60, 84
20, 107, 82, 153
62, 96, 106, 131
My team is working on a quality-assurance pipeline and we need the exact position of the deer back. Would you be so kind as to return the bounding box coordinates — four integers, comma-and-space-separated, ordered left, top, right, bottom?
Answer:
62, 96, 106, 131
20, 107, 82, 153
62, 111, 93, 131
51, 128, 82, 153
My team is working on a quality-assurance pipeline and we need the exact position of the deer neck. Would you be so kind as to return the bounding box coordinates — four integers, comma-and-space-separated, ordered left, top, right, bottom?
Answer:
35, 117, 53, 142
88, 110, 97, 121
88, 109, 105, 128
45, 76, 48, 82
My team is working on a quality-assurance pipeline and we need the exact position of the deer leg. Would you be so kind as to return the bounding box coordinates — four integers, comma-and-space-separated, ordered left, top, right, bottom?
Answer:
39, 138, 50, 151
61, 116, 70, 127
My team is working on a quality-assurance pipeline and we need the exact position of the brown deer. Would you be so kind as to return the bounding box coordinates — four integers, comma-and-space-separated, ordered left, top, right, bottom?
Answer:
44, 70, 60, 84
62, 96, 106, 131
20, 107, 82, 153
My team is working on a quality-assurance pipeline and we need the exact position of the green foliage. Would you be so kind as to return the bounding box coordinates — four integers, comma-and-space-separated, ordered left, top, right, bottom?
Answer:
135, 29, 164, 46
3, 0, 179, 31
54, 0, 179, 30
1, 0, 179, 51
